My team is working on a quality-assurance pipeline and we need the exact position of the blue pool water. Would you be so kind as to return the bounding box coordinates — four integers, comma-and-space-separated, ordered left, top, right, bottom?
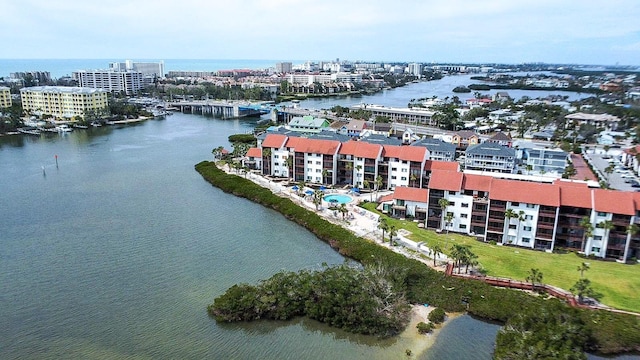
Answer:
323, 194, 354, 204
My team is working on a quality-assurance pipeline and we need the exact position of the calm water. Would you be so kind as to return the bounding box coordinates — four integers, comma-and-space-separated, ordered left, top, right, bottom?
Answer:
0, 113, 505, 359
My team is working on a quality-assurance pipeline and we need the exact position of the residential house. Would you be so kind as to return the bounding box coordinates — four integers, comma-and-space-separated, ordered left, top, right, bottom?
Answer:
287, 115, 331, 133
523, 148, 569, 176
243, 147, 263, 170
451, 130, 480, 150
486, 131, 512, 147
340, 119, 368, 137
565, 112, 621, 130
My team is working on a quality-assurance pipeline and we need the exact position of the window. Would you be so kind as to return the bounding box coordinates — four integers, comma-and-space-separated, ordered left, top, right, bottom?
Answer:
460, 214, 468, 218
401, 177, 407, 181
316, 169, 321, 173
526, 203, 535, 209
307, 160, 312, 164
459, 224, 467, 229
525, 215, 533, 220
402, 168, 408, 172
274, 154, 279, 158
522, 237, 530, 243
594, 235, 602, 241
274, 170, 279, 174
509, 224, 517, 230
391, 176, 397, 180
461, 203, 469, 208
449, 202, 456, 207
274, 162, 279, 166
392, 167, 397, 171
523, 226, 532, 231
597, 212, 607, 217
511, 202, 519, 206
315, 161, 320, 165
591, 247, 600, 253
316, 177, 321, 182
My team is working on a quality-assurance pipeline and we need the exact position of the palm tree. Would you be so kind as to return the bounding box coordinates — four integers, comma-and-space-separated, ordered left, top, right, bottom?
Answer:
515, 210, 526, 243
363, 179, 372, 202
503, 209, 518, 244
577, 262, 590, 278
579, 216, 594, 253
444, 212, 454, 234
312, 190, 324, 211
604, 164, 615, 186
409, 173, 418, 188
211, 145, 225, 160
375, 175, 383, 200
285, 156, 293, 180
377, 218, 389, 243
526, 268, 543, 291
355, 165, 363, 187
431, 243, 443, 267
322, 168, 329, 185
525, 164, 533, 175
597, 220, 614, 256
345, 162, 353, 185
388, 225, 397, 246
571, 278, 602, 305
438, 198, 450, 231
338, 203, 348, 220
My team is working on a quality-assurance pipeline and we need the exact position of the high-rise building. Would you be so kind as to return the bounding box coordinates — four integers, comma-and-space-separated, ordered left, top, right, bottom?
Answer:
73, 70, 145, 95
275, 62, 293, 74
109, 60, 165, 79
408, 63, 423, 77
20, 86, 108, 119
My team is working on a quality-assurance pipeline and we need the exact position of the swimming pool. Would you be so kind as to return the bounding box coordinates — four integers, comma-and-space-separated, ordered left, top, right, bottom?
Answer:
323, 194, 353, 204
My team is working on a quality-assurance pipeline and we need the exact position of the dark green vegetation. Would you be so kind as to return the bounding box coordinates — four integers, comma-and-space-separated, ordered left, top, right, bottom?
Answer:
195, 161, 640, 356
416, 322, 434, 334
227, 133, 256, 145
209, 264, 411, 337
452, 86, 471, 93
495, 301, 590, 360
428, 308, 446, 324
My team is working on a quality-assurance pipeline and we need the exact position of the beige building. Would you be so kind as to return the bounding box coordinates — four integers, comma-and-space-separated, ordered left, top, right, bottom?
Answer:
0, 86, 11, 108
20, 86, 108, 120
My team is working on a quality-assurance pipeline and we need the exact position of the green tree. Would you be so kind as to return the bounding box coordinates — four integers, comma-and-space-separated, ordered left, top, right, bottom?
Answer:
438, 198, 449, 231
430, 243, 443, 267
577, 262, 590, 278
443, 212, 454, 234
526, 268, 543, 291
604, 164, 615, 185
579, 217, 594, 253
503, 208, 518, 244
375, 175, 383, 199
388, 225, 397, 246
363, 179, 372, 202
571, 278, 603, 305
312, 190, 324, 211
377, 218, 389, 243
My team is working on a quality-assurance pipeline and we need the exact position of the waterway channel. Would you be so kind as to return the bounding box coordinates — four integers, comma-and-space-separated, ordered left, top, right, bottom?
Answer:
1, 79, 636, 359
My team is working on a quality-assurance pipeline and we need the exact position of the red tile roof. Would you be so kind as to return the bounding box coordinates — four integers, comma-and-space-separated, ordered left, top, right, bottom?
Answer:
246, 147, 262, 158
462, 173, 493, 192
593, 189, 635, 215
393, 186, 429, 203
383, 145, 427, 162
489, 178, 560, 207
379, 194, 394, 203
293, 138, 341, 155
424, 160, 459, 172
556, 181, 592, 209
339, 140, 382, 159
284, 136, 304, 149
262, 134, 288, 148
428, 170, 464, 192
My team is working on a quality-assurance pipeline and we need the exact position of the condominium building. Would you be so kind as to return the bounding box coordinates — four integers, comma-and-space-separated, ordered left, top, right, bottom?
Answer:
109, 60, 165, 79
275, 62, 292, 74
73, 70, 144, 95
0, 86, 11, 108
20, 86, 108, 120
465, 142, 516, 173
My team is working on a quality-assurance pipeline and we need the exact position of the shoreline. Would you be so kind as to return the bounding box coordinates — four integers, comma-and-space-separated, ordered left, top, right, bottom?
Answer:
398, 304, 461, 358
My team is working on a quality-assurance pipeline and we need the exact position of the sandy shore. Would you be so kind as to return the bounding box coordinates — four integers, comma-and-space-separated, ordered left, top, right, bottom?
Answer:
395, 304, 460, 358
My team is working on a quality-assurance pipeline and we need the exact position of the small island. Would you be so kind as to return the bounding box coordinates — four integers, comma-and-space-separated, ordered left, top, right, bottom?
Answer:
452, 86, 471, 93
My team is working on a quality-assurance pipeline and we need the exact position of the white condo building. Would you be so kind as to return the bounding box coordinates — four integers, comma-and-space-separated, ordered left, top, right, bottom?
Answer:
20, 86, 108, 120
73, 70, 145, 95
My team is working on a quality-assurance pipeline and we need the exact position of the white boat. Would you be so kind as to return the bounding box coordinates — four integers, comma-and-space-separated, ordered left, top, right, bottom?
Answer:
55, 124, 73, 132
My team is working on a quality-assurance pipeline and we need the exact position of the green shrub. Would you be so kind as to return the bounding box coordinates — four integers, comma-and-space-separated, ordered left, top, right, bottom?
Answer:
428, 307, 446, 324
416, 321, 434, 334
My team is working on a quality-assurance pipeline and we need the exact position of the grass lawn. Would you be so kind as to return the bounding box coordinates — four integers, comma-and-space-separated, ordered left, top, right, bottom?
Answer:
361, 203, 640, 313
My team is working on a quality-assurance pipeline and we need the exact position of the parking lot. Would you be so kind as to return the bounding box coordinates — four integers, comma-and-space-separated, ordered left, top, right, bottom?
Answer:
584, 151, 639, 191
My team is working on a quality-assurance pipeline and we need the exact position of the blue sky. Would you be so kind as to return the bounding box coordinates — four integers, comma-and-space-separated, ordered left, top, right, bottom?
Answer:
3, 0, 640, 65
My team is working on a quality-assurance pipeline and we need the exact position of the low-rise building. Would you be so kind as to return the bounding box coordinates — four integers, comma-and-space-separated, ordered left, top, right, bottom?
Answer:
287, 115, 331, 133
0, 86, 11, 108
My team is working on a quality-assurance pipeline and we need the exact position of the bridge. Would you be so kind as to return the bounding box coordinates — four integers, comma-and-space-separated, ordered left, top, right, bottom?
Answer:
165, 100, 274, 118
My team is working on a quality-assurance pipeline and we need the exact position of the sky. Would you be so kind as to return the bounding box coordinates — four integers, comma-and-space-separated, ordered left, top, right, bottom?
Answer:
2, 0, 640, 65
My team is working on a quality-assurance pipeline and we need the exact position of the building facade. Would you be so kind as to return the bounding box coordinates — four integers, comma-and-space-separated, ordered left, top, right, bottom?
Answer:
0, 86, 11, 108
20, 86, 108, 120
465, 142, 516, 173
73, 70, 145, 95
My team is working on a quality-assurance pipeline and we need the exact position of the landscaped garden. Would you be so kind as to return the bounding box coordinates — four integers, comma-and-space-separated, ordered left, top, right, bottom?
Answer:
360, 202, 640, 313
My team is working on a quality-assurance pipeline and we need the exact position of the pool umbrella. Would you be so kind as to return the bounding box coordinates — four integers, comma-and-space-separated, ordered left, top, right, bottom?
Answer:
292, 185, 299, 191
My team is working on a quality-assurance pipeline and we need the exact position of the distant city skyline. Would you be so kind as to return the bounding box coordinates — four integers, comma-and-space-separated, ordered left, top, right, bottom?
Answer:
3, 0, 640, 66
